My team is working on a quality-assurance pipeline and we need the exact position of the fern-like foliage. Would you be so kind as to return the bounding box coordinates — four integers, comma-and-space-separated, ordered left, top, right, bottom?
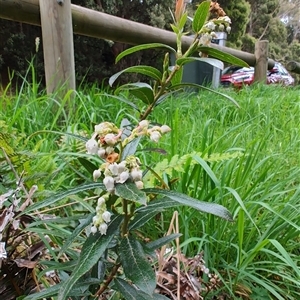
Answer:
144, 151, 243, 187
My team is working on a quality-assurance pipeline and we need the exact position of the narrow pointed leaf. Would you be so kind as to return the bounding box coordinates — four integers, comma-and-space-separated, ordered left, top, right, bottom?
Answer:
145, 233, 182, 252
199, 46, 249, 67
58, 213, 94, 258
177, 57, 224, 70
192, 1, 210, 33
129, 209, 160, 230
109, 66, 162, 87
23, 183, 105, 214
119, 236, 156, 295
121, 136, 142, 160
115, 182, 147, 205
77, 157, 98, 175
97, 93, 140, 112
170, 82, 240, 107
129, 87, 154, 105
114, 278, 170, 300
144, 188, 233, 221
116, 83, 154, 105
58, 216, 123, 300
116, 43, 176, 63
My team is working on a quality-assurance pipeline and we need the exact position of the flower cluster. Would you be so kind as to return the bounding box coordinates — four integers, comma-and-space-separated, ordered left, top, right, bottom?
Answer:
199, 16, 231, 46
91, 195, 111, 235
123, 120, 171, 145
94, 155, 144, 192
85, 121, 171, 235
86, 121, 122, 163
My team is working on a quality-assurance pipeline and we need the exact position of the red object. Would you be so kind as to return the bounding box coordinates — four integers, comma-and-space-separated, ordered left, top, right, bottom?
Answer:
221, 62, 294, 88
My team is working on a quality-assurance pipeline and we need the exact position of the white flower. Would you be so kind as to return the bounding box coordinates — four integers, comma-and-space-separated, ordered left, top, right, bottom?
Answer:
97, 148, 106, 158
218, 24, 225, 31
139, 120, 149, 129
117, 161, 127, 173
98, 197, 106, 206
150, 131, 161, 143
86, 139, 98, 154
91, 225, 98, 234
135, 180, 144, 189
93, 169, 101, 181
103, 176, 115, 192
160, 125, 171, 133
104, 133, 116, 146
199, 33, 212, 46
223, 16, 231, 24
226, 26, 231, 34
105, 146, 114, 155
131, 168, 143, 181
99, 223, 108, 235
108, 163, 119, 176
117, 171, 129, 183
205, 21, 216, 31
102, 211, 111, 223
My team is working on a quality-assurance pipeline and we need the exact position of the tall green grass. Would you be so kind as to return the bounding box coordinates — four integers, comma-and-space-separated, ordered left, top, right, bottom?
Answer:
1, 75, 299, 299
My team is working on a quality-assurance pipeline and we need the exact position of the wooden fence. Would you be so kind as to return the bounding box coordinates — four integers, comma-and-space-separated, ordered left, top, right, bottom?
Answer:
0, 0, 298, 94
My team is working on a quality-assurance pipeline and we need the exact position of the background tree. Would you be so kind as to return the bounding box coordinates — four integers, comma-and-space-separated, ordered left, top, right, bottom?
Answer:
214, 0, 251, 48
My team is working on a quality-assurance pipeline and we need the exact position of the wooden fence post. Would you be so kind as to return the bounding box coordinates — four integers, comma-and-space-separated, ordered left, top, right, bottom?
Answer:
39, 0, 75, 95
254, 40, 269, 84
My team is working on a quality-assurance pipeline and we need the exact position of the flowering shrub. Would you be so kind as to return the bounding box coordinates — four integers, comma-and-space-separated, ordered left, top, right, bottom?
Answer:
23, 1, 248, 299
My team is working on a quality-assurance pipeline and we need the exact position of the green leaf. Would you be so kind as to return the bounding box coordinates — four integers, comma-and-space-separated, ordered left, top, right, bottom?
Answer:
77, 157, 98, 175
97, 93, 140, 112
192, 1, 210, 33
58, 215, 123, 300
145, 233, 182, 252
177, 57, 224, 70
115, 182, 147, 205
23, 182, 105, 214
199, 46, 249, 67
129, 209, 160, 230
170, 82, 240, 107
23, 279, 100, 300
144, 188, 233, 221
109, 66, 162, 87
116, 43, 176, 63
121, 136, 142, 160
170, 66, 183, 85
114, 278, 170, 300
58, 213, 94, 258
119, 236, 156, 295
116, 82, 154, 105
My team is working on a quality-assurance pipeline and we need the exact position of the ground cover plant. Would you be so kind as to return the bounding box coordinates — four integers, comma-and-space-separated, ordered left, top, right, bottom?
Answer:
1, 76, 300, 299
1, 1, 300, 300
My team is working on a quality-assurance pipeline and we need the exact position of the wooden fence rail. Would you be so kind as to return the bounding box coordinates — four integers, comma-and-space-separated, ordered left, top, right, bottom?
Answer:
0, 0, 298, 94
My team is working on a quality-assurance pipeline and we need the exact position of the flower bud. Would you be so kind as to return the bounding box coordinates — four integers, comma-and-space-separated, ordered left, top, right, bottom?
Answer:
150, 131, 161, 143
97, 148, 106, 159
91, 225, 98, 234
86, 139, 98, 154
135, 180, 144, 189
108, 163, 119, 176
131, 168, 143, 181
160, 125, 171, 133
118, 171, 129, 183
99, 223, 108, 235
103, 176, 115, 192
139, 120, 149, 129
98, 197, 106, 206
102, 211, 112, 223
93, 169, 101, 181
104, 133, 117, 146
